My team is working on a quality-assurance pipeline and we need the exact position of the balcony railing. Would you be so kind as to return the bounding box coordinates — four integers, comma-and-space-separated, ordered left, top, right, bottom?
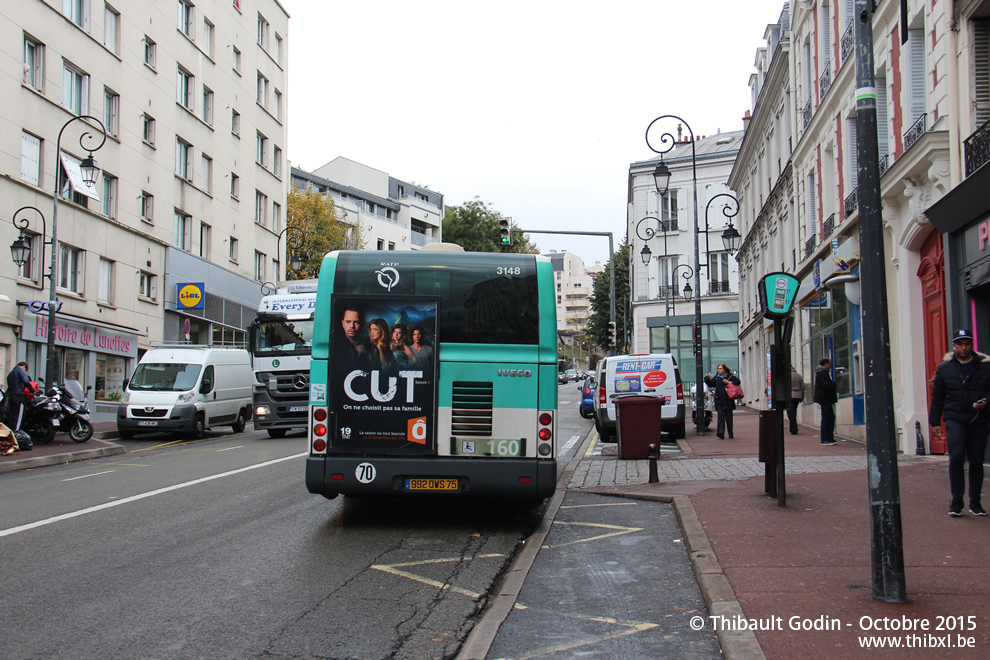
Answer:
963, 117, 990, 177
840, 21, 854, 64
803, 99, 813, 130
657, 284, 680, 299
844, 187, 858, 218
903, 113, 927, 153
819, 62, 833, 99
823, 213, 836, 239
805, 234, 818, 260
879, 154, 889, 176
410, 231, 437, 247
709, 280, 732, 295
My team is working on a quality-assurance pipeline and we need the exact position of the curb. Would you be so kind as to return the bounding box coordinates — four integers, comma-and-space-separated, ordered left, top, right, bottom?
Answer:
0, 442, 126, 475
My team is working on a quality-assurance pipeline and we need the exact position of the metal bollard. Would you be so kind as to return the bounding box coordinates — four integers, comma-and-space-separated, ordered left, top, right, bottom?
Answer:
915, 420, 926, 456
647, 443, 660, 483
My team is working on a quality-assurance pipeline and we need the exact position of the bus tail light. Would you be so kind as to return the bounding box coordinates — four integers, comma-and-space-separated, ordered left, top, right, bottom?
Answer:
311, 406, 329, 455
537, 409, 554, 456
313, 438, 327, 452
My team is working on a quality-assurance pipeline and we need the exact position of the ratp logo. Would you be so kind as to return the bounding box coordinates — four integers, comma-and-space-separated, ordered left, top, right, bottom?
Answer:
375, 267, 400, 291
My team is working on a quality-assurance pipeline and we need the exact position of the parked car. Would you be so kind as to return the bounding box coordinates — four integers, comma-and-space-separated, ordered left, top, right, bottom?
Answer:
564, 369, 579, 383
593, 353, 685, 442
578, 376, 596, 418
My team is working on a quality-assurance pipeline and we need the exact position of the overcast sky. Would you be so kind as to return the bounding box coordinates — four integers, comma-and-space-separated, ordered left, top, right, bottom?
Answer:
284, 0, 788, 267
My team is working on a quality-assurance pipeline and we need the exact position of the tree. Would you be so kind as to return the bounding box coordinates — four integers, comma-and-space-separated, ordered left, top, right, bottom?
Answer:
286, 185, 361, 279
442, 198, 540, 253
587, 239, 630, 354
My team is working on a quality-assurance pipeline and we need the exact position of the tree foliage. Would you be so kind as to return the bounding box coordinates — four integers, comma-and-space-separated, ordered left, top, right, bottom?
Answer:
587, 239, 630, 354
286, 185, 361, 280
442, 198, 540, 253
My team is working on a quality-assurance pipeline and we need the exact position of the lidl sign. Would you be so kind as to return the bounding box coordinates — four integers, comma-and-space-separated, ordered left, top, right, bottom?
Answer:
177, 282, 205, 309
758, 272, 799, 318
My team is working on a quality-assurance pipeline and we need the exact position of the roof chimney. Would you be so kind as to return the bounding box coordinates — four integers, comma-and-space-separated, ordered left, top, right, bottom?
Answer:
742, 109, 752, 132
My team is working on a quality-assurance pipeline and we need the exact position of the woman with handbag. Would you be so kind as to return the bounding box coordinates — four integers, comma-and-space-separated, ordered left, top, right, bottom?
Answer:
705, 363, 742, 439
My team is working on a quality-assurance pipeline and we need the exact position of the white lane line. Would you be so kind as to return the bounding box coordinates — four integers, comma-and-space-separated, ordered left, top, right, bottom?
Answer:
62, 470, 116, 482
217, 446, 244, 452
562, 435, 580, 451
1, 452, 308, 538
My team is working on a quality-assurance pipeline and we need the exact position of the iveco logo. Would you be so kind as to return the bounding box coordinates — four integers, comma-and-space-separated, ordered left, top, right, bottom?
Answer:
497, 369, 532, 377
293, 374, 309, 390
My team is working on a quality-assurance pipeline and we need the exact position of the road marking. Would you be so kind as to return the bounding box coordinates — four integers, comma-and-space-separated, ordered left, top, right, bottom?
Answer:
562, 435, 580, 450
560, 502, 637, 509
129, 437, 215, 452
0, 452, 307, 538
559, 399, 572, 405
62, 470, 116, 482
544, 521, 644, 549
371, 553, 506, 598
493, 608, 658, 659
217, 446, 243, 452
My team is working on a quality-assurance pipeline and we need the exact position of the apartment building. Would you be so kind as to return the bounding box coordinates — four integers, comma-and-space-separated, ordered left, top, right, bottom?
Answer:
2, 0, 289, 422
627, 131, 745, 391
290, 157, 443, 252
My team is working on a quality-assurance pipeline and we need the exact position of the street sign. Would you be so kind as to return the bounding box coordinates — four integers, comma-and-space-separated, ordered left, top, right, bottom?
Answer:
758, 272, 800, 319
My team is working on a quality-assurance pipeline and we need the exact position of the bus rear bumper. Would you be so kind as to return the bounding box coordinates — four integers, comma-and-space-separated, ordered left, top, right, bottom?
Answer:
305, 455, 557, 501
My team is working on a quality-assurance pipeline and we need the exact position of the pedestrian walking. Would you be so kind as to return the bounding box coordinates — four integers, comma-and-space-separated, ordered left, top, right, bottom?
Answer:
928, 329, 990, 517
704, 364, 741, 439
5, 361, 32, 431
813, 357, 837, 445
788, 365, 804, 435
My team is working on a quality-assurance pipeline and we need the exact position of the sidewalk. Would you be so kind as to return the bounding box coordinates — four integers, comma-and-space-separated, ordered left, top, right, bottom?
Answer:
571, 407, 990, 659
0, 421, 123, 474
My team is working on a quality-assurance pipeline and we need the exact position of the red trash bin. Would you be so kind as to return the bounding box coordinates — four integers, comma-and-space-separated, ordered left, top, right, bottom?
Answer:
614, 394, 665, 459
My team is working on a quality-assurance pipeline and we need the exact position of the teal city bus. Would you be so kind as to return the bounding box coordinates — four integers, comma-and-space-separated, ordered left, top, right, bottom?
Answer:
304, 245, 558, 501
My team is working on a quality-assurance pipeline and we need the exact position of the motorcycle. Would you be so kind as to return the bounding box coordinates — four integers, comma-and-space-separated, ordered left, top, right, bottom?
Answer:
52, 380, 94, 443
691, 383, 713, 431
20, 381, 62, 445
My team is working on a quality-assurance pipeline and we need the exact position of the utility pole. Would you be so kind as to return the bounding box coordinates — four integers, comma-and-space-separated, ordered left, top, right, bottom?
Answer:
855, 0, 906, 603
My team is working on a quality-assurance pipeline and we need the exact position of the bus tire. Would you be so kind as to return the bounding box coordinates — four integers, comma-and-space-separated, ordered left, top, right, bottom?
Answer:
267, 428, 287, 438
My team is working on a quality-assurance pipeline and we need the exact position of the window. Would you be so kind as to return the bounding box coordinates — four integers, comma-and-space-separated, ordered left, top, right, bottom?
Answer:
256, 132, 268, 166
255, 190, 268, 225
142, 113, 156, 145
202, 18, 214, 57
178, 0, 195, 38
104, 4, 119, 53
231, 109, 240, 136
58, 152, 94, 208
202, 86, 214, 125
16, 233, 42, 283
200, 154, 212, 192
230, 172, 240, 199
59, 245, 85, 294
175, 138, 192, 180
63, 0, 90, 31
975, 20, 990, 128
104, 87, 119, 137
257, 13, 269, 49
377, 239, 385, 250
98, 258, 114, 304
254, 251, 266, 281
101, 173, 117, 218
229, 236, 238, 262
275, 33, 283, 64
272, 201, 282, 233
21, 131, 42, 187
876, 76, 889, 159
139, 271, 157, 300
388, 242, 396, 251
273, 146, 282, 177
232, 46, 241, 74
200, 223, 211, 259
907, 29, 927, 124
257, 72, 268, 107
708, 252, 730, 294
177, 66, 194, 110
140, 191, 153, 223
62, 61, 89, 114
173, 210, 192, 250
24, 35, 45, 91
143, 35, 156, 68
274, 89, 282, 121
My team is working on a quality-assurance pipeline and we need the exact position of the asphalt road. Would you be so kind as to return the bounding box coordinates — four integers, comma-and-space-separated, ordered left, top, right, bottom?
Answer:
0, 385, 591, 659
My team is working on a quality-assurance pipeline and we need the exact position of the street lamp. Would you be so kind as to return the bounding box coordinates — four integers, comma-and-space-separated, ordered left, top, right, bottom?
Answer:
260, 225, 308, 294
646, 114, 706, 434
636, 216, 694, 353
10, 207, 48, 276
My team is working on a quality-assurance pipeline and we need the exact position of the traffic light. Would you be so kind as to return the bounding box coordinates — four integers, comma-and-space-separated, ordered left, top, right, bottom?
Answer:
499, 218, 512, 245
607, 321, 616, 345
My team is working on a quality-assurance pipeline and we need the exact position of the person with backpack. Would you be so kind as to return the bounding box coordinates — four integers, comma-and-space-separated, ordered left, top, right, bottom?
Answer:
705, 364, 741, 439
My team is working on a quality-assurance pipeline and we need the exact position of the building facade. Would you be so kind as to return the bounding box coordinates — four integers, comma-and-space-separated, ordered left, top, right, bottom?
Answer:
628, 131, 745, 392
2, 0, 289, 422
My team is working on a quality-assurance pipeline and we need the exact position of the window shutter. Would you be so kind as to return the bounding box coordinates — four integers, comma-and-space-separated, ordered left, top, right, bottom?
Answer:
908, 29, 926, 122
876, 78, 889, 158
808, 173, 818, 232
822, 3, 831, 69
975, 20, 990, 127
21, 132, 41, 186
847, 118, 858, 188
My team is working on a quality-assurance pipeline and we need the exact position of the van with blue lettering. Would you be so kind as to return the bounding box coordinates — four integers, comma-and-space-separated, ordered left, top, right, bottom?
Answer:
593, 353, 684, 442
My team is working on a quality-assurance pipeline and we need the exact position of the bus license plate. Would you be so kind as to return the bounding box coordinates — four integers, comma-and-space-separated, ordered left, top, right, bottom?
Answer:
405, 478, 458, 491
288, 406, 307, 412
138, 421, 158, 426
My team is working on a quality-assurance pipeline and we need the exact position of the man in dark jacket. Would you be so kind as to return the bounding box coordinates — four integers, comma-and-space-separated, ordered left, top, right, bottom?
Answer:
5, 361, 32, 431
928, 329, 990, 517
813, 357, 838, 445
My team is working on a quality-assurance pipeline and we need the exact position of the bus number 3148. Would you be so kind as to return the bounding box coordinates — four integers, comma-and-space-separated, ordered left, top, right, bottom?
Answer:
486, 440, 521, 456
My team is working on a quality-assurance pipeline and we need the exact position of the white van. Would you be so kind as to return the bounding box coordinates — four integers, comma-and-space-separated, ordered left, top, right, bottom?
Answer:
593, 353, 685, 442
117, 346, 253, 439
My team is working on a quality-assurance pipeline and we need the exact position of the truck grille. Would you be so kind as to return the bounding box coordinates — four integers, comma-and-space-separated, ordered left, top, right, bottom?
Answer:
451, 381, 493, 436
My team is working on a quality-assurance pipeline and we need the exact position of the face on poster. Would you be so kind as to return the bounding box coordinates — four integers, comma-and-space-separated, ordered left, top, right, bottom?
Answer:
329, 293, 439, 453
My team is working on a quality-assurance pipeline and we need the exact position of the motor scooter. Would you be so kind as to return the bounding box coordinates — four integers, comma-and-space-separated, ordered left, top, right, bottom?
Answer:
21, 382, 61, 445
691, 383, 713, 431
52, 379, 94, 443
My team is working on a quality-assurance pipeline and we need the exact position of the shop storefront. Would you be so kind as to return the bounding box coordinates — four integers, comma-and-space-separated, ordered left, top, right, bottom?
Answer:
17, 309, 139, 423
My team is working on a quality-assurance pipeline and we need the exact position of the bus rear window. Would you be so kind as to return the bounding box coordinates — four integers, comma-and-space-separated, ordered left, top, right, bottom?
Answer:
335, 252, 541, 345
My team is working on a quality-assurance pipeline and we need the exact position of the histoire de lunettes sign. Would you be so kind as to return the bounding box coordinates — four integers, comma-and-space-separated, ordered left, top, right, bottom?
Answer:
24, 313, 137, 358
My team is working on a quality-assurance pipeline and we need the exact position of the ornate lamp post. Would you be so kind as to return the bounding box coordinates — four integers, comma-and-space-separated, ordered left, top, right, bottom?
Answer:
260, 225, 307, 294
636, 216, 694, 352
